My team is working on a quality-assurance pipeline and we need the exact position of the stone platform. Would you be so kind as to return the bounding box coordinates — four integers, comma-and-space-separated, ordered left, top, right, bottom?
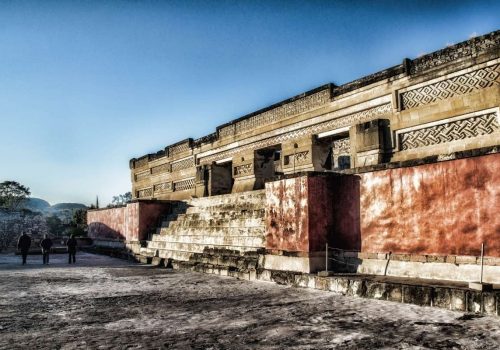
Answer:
136, 253, 500, 317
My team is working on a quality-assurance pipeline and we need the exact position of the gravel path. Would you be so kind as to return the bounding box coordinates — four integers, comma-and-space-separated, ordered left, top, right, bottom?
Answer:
0, 252, 499, 349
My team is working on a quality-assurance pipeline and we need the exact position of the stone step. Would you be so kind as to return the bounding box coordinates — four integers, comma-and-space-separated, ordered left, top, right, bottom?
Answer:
156, 226, 265, 238
165, 209, 265, 222
184, 203, 265, 214
160, 219, 264, 231
187, 189, 265, 207
189, 253, 258, 270
142, 241, 263, 258
147, 235, 265, 249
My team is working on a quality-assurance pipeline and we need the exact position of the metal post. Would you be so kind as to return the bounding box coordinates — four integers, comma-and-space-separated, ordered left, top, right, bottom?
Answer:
325, 243, 328, 272
480, 242, 484, 284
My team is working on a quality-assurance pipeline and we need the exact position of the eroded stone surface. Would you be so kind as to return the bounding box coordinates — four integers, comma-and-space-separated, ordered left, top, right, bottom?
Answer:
1, 253, 500, 349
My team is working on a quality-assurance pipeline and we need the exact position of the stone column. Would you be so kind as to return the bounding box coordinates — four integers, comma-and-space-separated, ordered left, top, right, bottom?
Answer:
232, 152, 257, 192
194, 165, 208, 197
281, 136, 315, 174
351, 119, 391, 167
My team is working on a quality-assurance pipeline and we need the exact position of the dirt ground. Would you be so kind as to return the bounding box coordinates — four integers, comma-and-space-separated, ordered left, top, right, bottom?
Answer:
0, 252, 499, 349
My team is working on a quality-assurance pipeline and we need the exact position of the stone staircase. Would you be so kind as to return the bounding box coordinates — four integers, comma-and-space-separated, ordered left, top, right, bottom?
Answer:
137, 190, 267, 272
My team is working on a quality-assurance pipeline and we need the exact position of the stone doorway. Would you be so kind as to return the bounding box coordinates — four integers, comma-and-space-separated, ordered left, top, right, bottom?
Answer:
254, 145, 283, 189
210, 160, 233, 195
316, 132, 351, 170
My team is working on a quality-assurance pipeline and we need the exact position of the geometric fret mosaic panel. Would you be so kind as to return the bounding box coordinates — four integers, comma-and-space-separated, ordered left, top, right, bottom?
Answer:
401, 64, 500, 110
399, 112, 499, 151
171, 157, 195, 172
173, 178, 195, 191
137, 187, 153, 198
218, 88, 331, 138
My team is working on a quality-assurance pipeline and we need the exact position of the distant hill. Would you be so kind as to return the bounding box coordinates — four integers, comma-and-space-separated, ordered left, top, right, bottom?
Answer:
50, 203, 87, 211
21, 198, 51, 212
19, 198, 87, 214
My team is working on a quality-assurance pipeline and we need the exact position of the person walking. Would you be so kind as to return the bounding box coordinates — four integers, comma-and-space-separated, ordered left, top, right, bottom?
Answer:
40, 234, 53, 265
17, 232, 31, 265
66, 234, 77, 264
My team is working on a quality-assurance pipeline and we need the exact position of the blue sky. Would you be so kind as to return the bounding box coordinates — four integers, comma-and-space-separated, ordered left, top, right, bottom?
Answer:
0, 0, 499, 205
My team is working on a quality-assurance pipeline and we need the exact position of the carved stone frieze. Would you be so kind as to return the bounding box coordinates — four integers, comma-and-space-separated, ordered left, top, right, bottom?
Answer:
169, 141, 191, 156
333, 137, 351, 155
218, 89, 331, 138
151, 163, 171, 175
399, 111, 499, 151
201, 103, 392, 164
154, 182, 173, 193
234, 163, 253, 177
137, 187, 153, 198
173, 178, 195, 191
401, 64, 500, 110
171, 157, 195, 172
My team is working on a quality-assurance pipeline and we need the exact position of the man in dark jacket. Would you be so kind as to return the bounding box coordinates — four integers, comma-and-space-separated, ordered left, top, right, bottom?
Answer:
17, 232, 31, 265
67, 234, 77, 264
40, 234, 53, 265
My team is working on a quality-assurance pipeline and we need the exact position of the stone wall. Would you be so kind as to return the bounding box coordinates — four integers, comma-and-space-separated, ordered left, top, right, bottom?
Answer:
0, 210, 48, 251
265, 174, 335, 253
354, 152, 499, 257
264, 151, 499, 257
87, 201, 171, 243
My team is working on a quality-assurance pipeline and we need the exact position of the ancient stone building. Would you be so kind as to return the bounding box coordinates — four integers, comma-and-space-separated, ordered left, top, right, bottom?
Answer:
89, 30, 499, 284
129, 30, 499, 201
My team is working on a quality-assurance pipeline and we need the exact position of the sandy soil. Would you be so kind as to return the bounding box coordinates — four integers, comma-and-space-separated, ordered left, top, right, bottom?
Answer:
0, 252, 499, 349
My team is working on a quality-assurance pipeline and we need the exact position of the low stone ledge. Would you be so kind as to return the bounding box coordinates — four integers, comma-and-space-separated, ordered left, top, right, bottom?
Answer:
345, 251, 500, 267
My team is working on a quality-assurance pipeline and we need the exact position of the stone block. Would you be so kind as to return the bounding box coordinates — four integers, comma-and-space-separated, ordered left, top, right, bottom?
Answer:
151, 257, 164, 266
432, 288, 452, 310
483, 257, 500, 266
270, 270, 296, 285
347, 280, 366, 297
455, 256, 477, 265
257, 269, 272, 282
237, 271, 250, 280
314, 277, 330, 291
392, 254, 411, 262
426, 255, 446, 263
328, 278, 350, 295
466, 291, 483, 314
365, 281, 387, 300
218, 266, 229, 277
295, 274, 315, 288
402, 285, 432, 306
445, 255, 457, 264
386, 284, 403, 302
482, 292, 497, 316
203, 264, 214, 274
450, 290, 467, 312
410, 254, 427, 263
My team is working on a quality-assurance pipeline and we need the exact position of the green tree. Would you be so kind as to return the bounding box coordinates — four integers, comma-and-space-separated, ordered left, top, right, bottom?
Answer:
112, 192, 132, 206
0, 181, 30, 211
45, 215, 65, 236
68, 208, 88, 237
72, 208, 87, 227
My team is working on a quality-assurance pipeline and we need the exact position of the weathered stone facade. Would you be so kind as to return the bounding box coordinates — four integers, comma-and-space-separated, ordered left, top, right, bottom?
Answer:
89, 30, 500, 283
129, 30, 500, 200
